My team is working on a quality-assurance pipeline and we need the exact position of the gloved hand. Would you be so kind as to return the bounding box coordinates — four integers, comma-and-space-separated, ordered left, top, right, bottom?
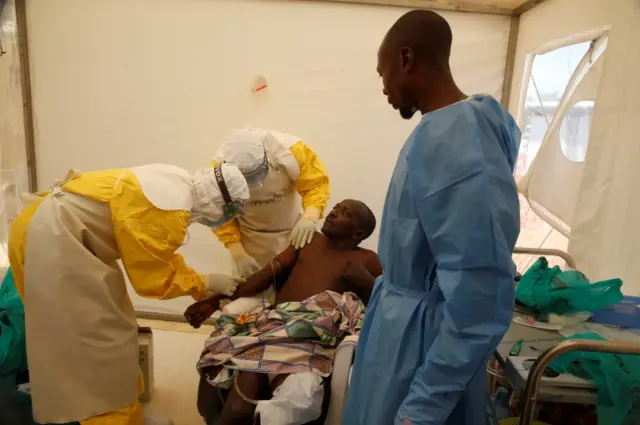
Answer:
228, 242, 261, 278
290, 207, 321, 250
205, 273, 243, 297
290, 218, 316, 249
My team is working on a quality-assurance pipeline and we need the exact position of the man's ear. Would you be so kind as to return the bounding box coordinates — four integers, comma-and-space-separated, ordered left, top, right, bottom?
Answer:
353, 228, 365, 241
400, 47, 415, 72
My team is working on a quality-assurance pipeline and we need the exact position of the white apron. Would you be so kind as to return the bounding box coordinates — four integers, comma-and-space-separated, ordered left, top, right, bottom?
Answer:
24, 190, 140, 424
236, 135, 301, 267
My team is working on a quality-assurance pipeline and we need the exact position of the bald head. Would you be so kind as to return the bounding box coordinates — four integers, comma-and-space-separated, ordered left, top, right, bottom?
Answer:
382, 10, 453, 72
377, 10, 460, 119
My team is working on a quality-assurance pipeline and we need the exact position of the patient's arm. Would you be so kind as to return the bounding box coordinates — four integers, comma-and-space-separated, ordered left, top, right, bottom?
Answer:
231, 246, 298, 299
184, 246, 299, 328
340, 252, 382, 303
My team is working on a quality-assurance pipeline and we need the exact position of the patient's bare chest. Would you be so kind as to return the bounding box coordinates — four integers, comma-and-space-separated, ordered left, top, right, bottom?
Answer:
277, 240, 357, 301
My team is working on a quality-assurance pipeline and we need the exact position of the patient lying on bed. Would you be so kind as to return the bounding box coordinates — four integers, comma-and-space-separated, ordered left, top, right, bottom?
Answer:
185, 199, 382, 425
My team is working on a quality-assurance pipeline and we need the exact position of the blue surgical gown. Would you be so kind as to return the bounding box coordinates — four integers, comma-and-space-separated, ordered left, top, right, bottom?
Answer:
343, 95, 521, 425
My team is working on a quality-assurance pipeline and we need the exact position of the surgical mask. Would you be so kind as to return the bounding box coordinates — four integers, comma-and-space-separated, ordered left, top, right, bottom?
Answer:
192, 215, 229, 229
190, 200, 246, 230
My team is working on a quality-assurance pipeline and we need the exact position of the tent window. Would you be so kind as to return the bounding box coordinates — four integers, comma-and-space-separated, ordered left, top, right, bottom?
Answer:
516, 41, 591, 179
515, 41, 596, 272
559, 100, 594, 163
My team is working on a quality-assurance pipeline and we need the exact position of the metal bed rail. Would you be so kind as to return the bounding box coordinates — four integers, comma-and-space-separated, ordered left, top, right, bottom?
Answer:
487, 248, 576, 394
513, 247, 576, 269
519, 339, 640, 425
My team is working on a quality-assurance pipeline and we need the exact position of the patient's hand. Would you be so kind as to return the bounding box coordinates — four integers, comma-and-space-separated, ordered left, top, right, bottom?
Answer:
341, 261, 374, 289
185, 297, 220, 328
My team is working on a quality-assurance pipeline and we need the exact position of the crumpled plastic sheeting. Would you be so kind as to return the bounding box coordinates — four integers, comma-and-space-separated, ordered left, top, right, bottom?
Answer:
516, 257, 622, 314
255, 372, 324, 425
0, 1, 30, 226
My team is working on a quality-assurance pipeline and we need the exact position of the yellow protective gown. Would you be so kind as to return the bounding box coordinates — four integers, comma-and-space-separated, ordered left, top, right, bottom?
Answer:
213, 131, 330, 265
8, 165, 209, 425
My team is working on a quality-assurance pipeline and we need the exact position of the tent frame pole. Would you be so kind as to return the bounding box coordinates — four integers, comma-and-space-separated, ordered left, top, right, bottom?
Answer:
287, 0, 512, 15
515, 0, 548, 16
501, 16, 520, 109
289, 0, 548, 16
14, 0, 38, 192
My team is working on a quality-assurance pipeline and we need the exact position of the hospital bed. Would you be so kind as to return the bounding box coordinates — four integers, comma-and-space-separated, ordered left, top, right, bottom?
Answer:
487, 247, 640, 425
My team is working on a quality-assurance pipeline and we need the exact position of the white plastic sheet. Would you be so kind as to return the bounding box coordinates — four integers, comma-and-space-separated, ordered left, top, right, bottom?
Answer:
0, 0, 29, 266
255, 373, 324, 425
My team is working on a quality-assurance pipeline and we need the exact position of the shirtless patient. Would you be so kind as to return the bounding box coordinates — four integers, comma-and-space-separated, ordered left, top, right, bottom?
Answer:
185, 199, 382, 425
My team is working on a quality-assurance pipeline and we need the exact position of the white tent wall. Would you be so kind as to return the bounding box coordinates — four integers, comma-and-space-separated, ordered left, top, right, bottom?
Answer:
511, 0, 640, 295
25, 0, 510, 316
0, 0, 30, 274
569, 1, 640, 296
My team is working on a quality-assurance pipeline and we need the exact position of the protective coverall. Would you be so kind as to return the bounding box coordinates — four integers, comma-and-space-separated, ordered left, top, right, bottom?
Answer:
8, 164, 248, 425
212, 128, 330, 311
343, 95, 521, 425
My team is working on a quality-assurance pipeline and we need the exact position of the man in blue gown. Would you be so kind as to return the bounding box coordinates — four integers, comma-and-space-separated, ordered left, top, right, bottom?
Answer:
343, 10, 521, 425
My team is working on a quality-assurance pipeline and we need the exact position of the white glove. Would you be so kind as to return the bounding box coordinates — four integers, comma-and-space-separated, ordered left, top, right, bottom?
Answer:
228, 242, 261, 278
290, 207, 321, 250
205, 273, 243, 297
290, 218, 316, 249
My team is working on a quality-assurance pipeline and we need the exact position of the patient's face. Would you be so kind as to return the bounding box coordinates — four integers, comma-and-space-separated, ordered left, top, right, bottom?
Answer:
321, 200, 361, 239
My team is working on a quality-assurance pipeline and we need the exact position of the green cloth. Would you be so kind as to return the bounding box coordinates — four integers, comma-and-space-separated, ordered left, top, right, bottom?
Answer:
0, 388, 80, 425
516, 257, 623, 314
0, 268, 27, 389
550, 333, 640, 425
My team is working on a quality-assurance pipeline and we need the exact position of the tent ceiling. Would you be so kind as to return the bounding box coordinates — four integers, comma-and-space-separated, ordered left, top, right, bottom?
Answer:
297, 0, 546, 15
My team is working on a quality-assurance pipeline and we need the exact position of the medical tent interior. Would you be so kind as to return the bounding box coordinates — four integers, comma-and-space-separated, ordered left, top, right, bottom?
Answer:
1, 0, 639, 321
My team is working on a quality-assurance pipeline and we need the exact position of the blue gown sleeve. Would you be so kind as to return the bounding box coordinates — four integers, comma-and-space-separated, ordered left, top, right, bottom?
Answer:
397, 120, 520, 425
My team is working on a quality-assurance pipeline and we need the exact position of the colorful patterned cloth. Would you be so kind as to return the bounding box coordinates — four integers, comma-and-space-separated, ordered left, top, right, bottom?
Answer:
197, 291, 364, 388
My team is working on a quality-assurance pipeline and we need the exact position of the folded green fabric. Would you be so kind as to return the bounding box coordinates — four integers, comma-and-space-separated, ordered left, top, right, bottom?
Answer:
0, 268, 27, 389
551, 333, 640, 425
516, 257, 623, 314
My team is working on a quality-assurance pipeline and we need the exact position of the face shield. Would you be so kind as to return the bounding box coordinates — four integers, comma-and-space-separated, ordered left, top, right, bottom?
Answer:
190, 164, 250, 230
241, 146, 268, 188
